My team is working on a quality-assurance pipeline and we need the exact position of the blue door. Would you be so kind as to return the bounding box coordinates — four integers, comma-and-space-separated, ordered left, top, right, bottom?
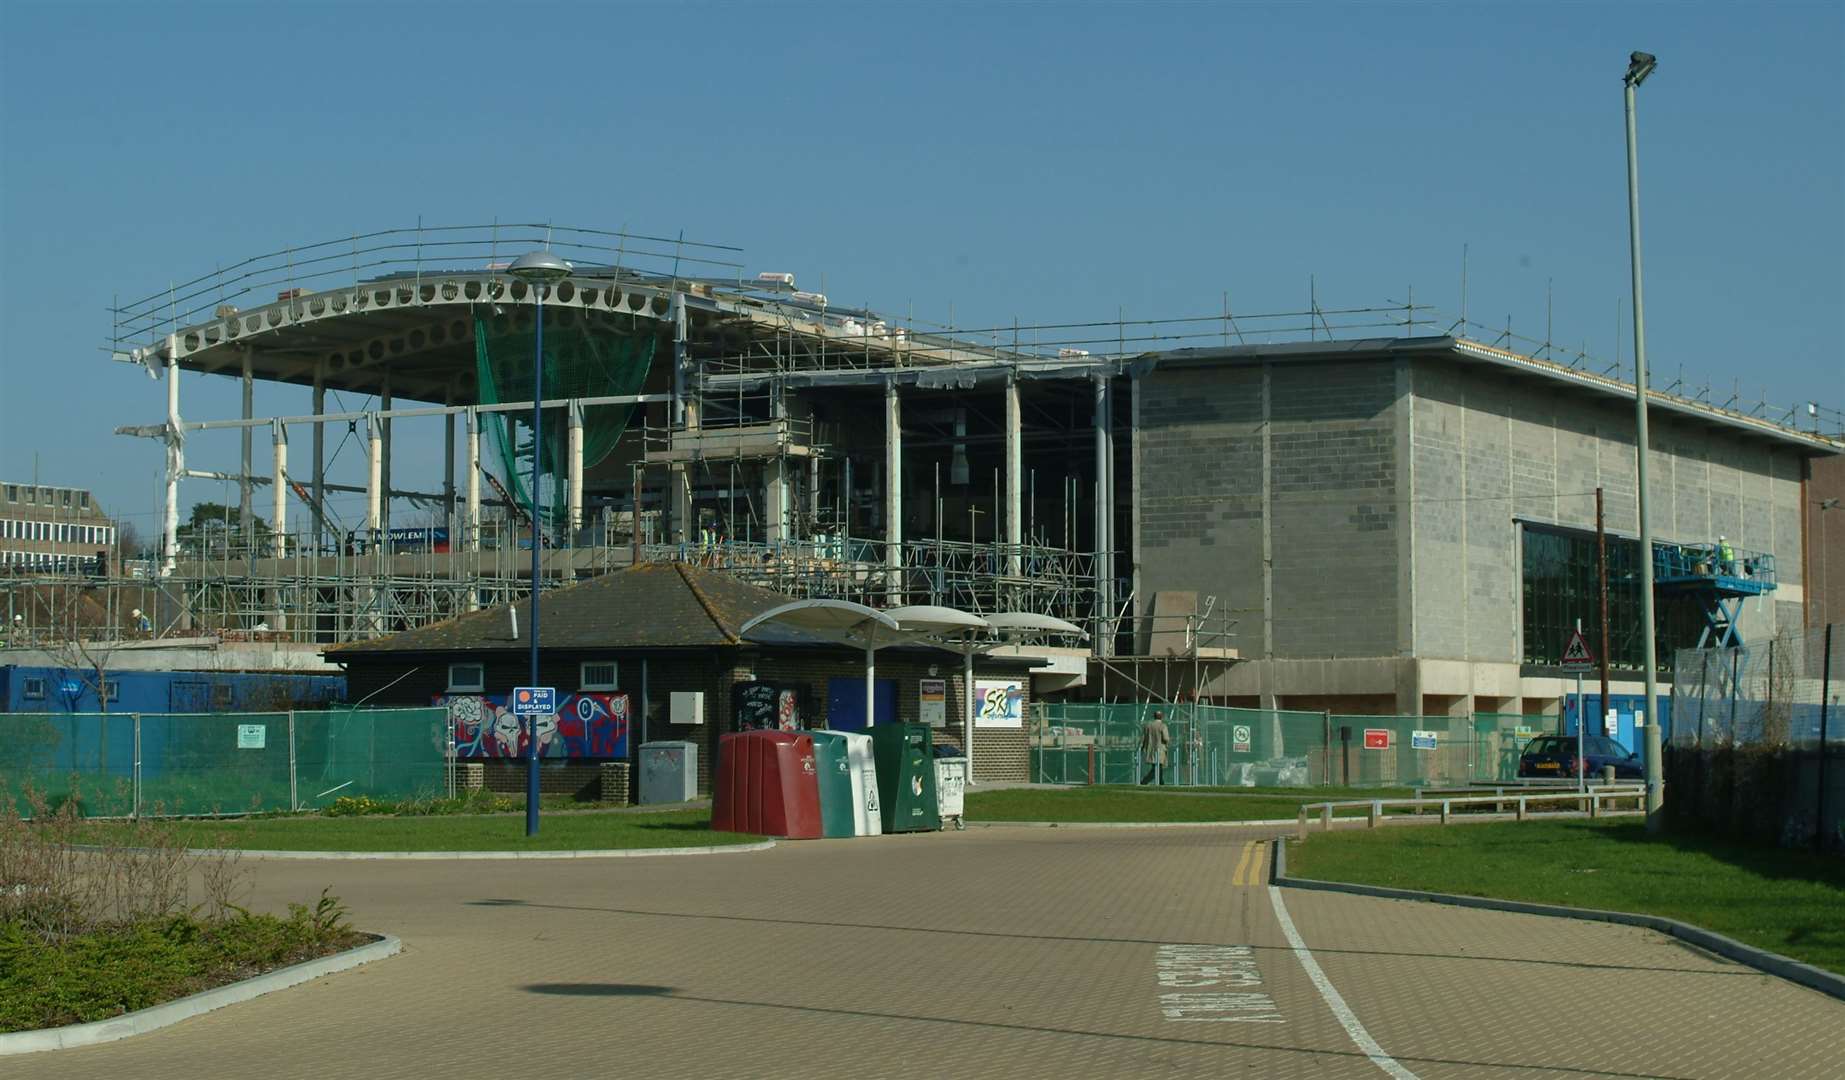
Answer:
825, 677, 896, 731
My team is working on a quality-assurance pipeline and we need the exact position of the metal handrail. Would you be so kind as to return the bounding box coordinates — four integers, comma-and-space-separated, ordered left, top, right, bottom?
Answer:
1295, 787, 1647, 837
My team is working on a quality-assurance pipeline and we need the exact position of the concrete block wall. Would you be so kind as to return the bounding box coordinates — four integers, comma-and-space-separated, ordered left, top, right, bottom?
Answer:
1136, 360, 1399, 662
1409, 357, 1808, 661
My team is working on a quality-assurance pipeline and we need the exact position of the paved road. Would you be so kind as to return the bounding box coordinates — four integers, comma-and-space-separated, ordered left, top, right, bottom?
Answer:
28, 827, 1845, 1079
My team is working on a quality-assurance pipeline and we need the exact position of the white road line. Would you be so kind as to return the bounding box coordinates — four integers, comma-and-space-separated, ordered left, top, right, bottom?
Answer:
1267, 886, 1419, 1080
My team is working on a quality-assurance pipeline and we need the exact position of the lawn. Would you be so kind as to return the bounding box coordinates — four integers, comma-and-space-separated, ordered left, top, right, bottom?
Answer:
79, 809, 762, 852
967, 786, 1411, 823
1288, 819, 1845, 976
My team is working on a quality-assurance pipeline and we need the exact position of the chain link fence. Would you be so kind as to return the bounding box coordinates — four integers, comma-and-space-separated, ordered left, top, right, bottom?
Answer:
1668, 623, 1842, 851
1031, 704, 1553, 789
0, 707, 453, 818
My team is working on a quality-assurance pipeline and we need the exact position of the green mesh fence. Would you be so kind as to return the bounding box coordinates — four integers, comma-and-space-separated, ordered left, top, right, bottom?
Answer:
0, 708, 451, 818
1031, 705, 1559, 789
292, 707, 450, 811
474, 311, 655, 529
0, 712, 137, 817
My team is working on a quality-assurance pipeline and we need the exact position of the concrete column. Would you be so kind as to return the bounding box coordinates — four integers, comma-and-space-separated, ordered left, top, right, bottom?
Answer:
378, 374, 393, 532
239, 347, 253, 543
443, 392, 457, 536
311, 363, 326, 553
566, 402, 584, 541
270, 421, 287, 557
1004, 372, 1022, 577
884, 378, 902, 604
366, 415, 383, 533
1092, 373, 1110, 653
161, 338, 182, 578
464, 409, 481, 553
808, 454, 821, 535
669, 465, 691, 546
765, 456, 788, 544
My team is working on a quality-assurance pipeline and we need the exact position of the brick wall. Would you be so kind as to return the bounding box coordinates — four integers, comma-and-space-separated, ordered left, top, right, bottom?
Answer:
337, 642, 1036, 798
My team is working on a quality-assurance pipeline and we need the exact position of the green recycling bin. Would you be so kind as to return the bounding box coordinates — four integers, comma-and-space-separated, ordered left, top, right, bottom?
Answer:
869, 722, 940, 833
805, 731, 858, 839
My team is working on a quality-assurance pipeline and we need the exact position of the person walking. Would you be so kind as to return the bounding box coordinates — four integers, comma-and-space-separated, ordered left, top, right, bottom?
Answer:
1140, 709, 1171, 786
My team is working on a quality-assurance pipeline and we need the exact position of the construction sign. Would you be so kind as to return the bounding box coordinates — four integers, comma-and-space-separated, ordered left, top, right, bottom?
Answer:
1561, 628, 1595, 672
1362, 729, 1390, 750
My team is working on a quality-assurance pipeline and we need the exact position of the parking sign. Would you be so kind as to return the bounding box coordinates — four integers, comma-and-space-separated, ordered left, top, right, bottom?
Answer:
512, 686, 557, 716
1232, 725, 1251, 754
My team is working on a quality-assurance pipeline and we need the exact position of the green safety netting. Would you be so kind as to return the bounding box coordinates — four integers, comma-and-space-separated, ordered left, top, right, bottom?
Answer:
474, 310, 656, 528
0, 708, 451, 818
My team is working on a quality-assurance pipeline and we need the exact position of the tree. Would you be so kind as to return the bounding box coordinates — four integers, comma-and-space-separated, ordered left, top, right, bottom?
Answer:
177, 501, 269, 557
113, 518, 146, 560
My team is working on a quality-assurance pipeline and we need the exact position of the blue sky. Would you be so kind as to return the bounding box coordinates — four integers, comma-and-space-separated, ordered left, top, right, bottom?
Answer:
2, 1, 1840, 533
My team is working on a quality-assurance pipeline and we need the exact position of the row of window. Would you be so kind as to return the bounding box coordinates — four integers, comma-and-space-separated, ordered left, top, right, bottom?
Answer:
2, 550, 105, 570
17, 676, 120, 702
0, 519, 113, 545
2, 485, 91, 510
1520, 522, 1703, 673
446, 661, 618, 692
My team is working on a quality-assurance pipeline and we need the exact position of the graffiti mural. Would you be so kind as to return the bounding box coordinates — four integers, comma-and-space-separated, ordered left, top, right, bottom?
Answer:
437, 691, 631, 759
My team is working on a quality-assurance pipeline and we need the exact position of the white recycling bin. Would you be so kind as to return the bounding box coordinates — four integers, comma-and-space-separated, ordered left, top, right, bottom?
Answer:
638, 740, 699, 805
935, 756, 967, 830
836, 730, 882, 836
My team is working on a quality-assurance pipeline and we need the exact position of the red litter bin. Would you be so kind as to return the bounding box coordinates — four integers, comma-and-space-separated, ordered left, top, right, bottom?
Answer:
711, 730, 822, 839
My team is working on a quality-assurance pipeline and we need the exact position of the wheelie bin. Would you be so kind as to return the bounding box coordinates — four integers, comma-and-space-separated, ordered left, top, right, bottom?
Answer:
869, 722, 940, 833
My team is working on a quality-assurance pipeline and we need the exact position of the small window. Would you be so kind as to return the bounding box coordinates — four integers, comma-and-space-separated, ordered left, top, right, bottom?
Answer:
103, 680, 122, 704
60, 491, 71, 507
22, 676, 47, 700
4, 484, 14, 501
448, 662, 485, 692
22, 488, 33, 505
212, 684, 233, 707
580, 661, 618, 691
80, 493, 90, 508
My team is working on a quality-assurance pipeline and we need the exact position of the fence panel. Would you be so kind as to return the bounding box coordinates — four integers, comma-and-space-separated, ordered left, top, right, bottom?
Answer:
1668, 625, 1842, 850
292, 707, 451, 810
0, 706, 453, 818
138, 712, 294, 816
1032, 705, 1562, 789
0, 712, 137, 816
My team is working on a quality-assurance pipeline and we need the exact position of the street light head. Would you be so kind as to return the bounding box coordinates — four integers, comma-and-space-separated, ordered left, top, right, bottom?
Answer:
505, 250, 573, 284
1625, 51, 1657, 87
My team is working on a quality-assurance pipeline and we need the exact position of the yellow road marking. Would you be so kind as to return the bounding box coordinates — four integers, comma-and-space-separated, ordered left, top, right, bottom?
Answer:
1231, 840, 1255, 885
1246, 842, 1266, 886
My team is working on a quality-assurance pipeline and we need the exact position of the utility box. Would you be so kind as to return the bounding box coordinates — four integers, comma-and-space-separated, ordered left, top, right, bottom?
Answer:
805, 732, 857, 839
670, 691, 706, 725
869, 722, 940, 833
638, 740, 699, 805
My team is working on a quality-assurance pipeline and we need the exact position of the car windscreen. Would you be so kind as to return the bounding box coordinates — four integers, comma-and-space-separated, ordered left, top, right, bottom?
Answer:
1586, 735, 1630, 757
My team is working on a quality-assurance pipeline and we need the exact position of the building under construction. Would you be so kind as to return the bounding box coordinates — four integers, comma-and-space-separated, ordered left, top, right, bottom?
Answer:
20, 221, 1839, 713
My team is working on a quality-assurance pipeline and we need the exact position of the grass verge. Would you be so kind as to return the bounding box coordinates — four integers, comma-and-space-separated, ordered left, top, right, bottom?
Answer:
1287, 819, 1845, 976
967, 786, 1409, 823
78, 809, 761, 852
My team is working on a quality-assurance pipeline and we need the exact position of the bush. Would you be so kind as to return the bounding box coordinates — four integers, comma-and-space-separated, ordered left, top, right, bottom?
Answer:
0, 783, 364, 1034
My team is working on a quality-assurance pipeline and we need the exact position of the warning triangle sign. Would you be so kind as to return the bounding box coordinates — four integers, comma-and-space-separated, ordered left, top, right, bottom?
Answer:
1561, 629, 1595, 669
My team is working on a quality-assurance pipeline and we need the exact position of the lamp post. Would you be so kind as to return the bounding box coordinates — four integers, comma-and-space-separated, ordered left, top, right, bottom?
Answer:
507, 249, 572, 837
1621, 50, 1664, 831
